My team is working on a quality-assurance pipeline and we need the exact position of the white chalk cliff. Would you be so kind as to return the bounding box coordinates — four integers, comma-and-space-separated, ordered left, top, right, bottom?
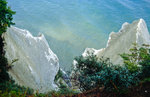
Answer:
2, 27, 59, 93
83, 19, 150, 65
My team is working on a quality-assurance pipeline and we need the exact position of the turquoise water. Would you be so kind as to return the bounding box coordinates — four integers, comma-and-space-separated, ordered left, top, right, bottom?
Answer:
8, 0, 150, 70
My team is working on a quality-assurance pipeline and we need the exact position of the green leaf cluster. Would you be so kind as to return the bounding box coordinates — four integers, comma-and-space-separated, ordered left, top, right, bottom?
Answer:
0, 0, 15, 35
0, 54, 10, 83
120, 44, 150, 79
36, 84, 78, 97
73, 52, 139, 92
73, 44, 150, 93
54, 69, 63, 82
0, 0, 16, 86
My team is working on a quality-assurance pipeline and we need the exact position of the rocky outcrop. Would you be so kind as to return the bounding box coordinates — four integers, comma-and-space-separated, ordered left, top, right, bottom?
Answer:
83, 19, 150, 65
2, 27, 59, 93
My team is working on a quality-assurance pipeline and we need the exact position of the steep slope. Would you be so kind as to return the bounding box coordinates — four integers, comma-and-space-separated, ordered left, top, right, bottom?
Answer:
2, 27, 59, 93
83, 19, 150, 65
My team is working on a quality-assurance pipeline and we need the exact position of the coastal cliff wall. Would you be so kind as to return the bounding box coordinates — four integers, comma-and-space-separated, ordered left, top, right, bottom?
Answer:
2, 27, 59, 93
83, 19, 150, 65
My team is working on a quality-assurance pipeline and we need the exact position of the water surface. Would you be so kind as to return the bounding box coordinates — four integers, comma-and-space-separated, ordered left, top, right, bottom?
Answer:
8, 0, 150, 70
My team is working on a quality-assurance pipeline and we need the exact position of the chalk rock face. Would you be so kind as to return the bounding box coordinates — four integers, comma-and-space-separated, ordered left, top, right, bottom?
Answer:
83, 19, 150, 65
3, 27, 59, 93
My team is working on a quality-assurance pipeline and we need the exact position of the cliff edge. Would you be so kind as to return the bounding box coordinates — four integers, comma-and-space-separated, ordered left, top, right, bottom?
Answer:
83, 19, 150, 65
2, 27, 59, 93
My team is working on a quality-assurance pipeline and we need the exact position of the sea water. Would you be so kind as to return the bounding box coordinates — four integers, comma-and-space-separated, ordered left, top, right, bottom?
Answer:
7, 0, 150, 70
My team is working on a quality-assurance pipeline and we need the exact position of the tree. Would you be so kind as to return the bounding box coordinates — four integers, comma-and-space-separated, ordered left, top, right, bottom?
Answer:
120, 44, 150, 78
0, 0, 15, 84
0, 0, 15, 35
0, 1, 34, 94
72, 52, 139, 92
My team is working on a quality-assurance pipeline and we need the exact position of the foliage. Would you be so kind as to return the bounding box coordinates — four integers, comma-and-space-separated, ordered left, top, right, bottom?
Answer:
0, 0, 15, 35
47, 84, 77, 97
0, 80, 34, 94
53, 69, 78, 96
0, 90, 27, 97
35, 83, 78, 97
141, 77, 150, 83
0, 54, 10, 83
120, 44, 150, 78
139, 44, 150, 79
54, 68, 63, 83
72, 52, 139, 92
0, 82, 77, 97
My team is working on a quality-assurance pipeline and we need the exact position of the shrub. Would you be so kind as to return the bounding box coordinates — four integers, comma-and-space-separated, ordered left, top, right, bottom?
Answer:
36, 84, 78, 97
0, 1, 34, 96
0, 80, 34, 96
0, 0, 16, 89
138, 45, 150, 79
0, 55, 10, 83
72, 52, 139, 92
56, 84, 78, 96
120, 44, 150, 79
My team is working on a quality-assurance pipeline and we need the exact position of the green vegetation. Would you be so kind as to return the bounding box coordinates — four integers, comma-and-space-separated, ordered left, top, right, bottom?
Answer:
0, 75, 77, 97
120, 44, 149, 73
0, 0, 149, 96
0, 0, 17, 92
0, 0, 34, 96
0, 0, 15, 35
72, 52, 139, 92
40, 84, 77, 97
0, 1, 77, 96
0, 68, 77, 97
120, 43, 150, 79
0, 0, 16, 83
72, 43, 150, 93
0, 54, 9, 83
54, 69, 63, 83
0, 83, 33, 97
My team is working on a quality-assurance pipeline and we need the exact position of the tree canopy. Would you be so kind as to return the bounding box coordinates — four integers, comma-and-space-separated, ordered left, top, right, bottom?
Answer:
0, 0, 15, 85
0, 0, 15, 35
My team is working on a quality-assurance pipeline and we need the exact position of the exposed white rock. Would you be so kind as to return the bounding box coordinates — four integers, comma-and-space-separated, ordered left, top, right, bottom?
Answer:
83, 19, 150, 65
2, 27, 59, 93
82, 48, 104, 57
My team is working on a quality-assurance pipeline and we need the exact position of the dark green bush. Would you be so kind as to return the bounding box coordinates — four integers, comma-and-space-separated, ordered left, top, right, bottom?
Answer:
0, 55, 10, 83
138, 45, 150, 79
0, 0, 15, 35
0, 0, 16, 87
0, 1, 34, 96
72, 52, 139, 92
0, 80, 34, 95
